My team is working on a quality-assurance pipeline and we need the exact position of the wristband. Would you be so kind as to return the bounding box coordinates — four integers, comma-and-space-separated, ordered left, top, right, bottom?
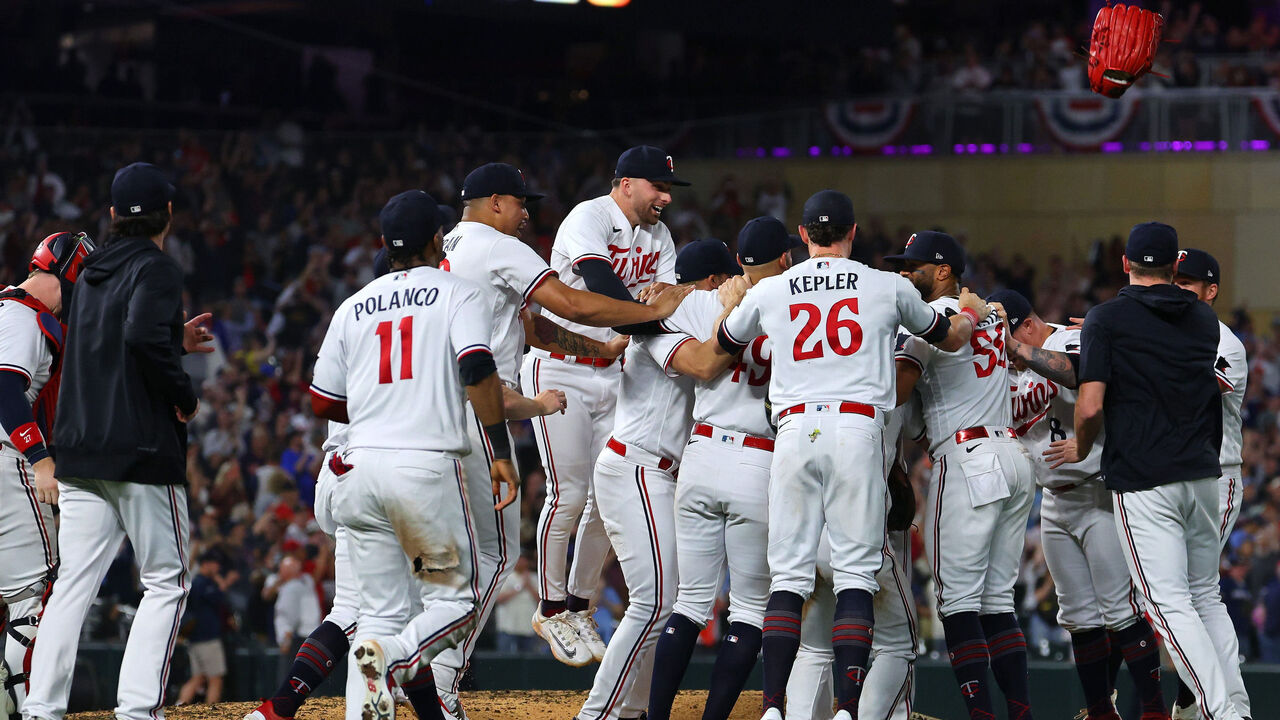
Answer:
9, 422, 49, 466
959, 307, 980, 327
484, 422, 512, 461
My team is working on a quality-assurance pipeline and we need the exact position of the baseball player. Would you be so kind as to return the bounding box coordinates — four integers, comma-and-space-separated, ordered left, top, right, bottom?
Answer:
992, 289, 1166, 720
0, 232, 93, 720
575, 238, 740, 720
434, 162, 686, 711
784, 398, 928, 720
1062, 224, 1249, 720
889, 232, 1037, 720
308, 190, 517, 720
245, 252, 397, 720
1170, 249, 1249, 720
643, 227, 789, 720
712, 191, 987, 720
523, 146, 689, 663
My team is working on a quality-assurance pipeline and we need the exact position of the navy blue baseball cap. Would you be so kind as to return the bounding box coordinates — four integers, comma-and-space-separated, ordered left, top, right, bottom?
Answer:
987, 289, 1033, 332
1126, 222, 1178, 266
738, 216, 801, 266
615, 146, 691, 186
379, 190, 443, 255
460, 162, 545, 202
111, 162, 175, 217
1175, 248, 1220, 283
675, 239, 742, 284
801, 189, 856, 226
884, 231, 966, 276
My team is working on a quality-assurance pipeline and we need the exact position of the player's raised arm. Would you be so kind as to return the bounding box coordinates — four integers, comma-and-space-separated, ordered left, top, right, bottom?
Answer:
528, 276, 688, 335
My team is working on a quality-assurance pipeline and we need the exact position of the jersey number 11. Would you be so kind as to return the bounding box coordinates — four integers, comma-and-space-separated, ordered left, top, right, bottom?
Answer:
375, 316, 414, 384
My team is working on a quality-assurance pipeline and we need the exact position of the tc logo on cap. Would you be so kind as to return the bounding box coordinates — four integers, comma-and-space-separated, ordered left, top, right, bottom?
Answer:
666, 156, 674, 172
906, 233, 916, 247
1177, 250, 1188, 262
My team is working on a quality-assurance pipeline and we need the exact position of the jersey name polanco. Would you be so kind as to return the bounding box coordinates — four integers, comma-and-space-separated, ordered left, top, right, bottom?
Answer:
721, 257, 943, 419
311, 266, 493, 455
662, 289, 773, 439
0, 292, 53, 452
1010, 325, 1102, 489
537, 195, 676, 344
1216, 320, 1247, 468
610, 332, 696, 465
442, 220, 557, 387
897, 296, 1012, 455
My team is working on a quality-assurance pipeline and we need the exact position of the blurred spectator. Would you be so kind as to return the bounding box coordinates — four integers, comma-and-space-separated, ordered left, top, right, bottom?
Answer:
177, 551, 238, 705
264, 555, 322, 676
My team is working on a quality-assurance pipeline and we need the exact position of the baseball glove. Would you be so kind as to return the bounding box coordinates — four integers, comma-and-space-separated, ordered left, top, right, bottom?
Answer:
1088, 2, 1164, 98
886, 463, 916, 532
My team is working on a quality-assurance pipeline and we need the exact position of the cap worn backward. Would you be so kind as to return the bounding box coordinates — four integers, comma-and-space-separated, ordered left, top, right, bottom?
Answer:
883, 230, 966, 276
615, 145, 691, 187
738, 216, 801, 266
460, 162, 546, 202
380, 190, 443, 255
801, 189, 856, 226
675, 238, 742, 284
1125, 221, 1178, 266
1174, 247, 1220, 283
111, 162, 176, 217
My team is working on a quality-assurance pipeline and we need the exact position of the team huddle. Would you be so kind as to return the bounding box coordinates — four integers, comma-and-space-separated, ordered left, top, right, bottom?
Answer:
0, 148, 1252, 720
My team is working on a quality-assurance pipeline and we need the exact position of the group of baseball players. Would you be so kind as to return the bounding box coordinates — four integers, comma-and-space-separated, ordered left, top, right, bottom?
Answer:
0, 145, 1254, 720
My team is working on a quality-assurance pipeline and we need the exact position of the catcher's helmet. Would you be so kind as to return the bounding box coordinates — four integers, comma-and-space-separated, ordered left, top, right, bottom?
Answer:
30, 231, 95, 283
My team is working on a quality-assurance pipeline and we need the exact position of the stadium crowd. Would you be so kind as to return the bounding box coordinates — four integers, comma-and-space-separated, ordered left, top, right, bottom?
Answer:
3, 122, 1280, 683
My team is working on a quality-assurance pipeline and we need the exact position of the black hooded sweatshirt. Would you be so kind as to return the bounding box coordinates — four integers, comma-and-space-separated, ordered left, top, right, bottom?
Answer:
55, 236, 197, 485
1078, 282, 1222, 492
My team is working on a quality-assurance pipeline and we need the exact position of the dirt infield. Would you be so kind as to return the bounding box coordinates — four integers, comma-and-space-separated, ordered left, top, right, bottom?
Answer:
68, 690, 767, 720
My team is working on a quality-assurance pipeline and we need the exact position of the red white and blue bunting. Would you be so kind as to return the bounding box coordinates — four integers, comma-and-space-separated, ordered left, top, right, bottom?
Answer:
1035, 94, 1140, 150
823, 99, 917, 150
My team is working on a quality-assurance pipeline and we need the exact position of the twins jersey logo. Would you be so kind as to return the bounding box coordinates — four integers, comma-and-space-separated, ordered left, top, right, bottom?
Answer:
1012, 378, 1060, 426
606, 244, 660, 289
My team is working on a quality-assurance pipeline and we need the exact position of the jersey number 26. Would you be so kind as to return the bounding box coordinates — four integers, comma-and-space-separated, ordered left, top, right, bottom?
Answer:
790, 298, 862, 361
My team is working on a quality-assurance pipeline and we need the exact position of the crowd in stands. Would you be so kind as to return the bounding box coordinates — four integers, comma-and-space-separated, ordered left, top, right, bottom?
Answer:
4, 120, 1280, 692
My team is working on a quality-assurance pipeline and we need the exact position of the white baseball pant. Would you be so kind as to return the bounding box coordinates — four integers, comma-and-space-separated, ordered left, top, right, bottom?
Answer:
769, 409, 886, 599
924, 435, 1035, 616
525, 355, 618, 604
0, 449, 57, 718
787, 530, 918, 720
1040, 481, 1142, 632
313, 456, 359, 636
432, 408, 521, 694
671, 428, 770, 628
577, 446, 677, 720
1217, 464, 1243, 550
24, 479, 189, 720
332, 448, 479, 720
1113, 479, 1250, 720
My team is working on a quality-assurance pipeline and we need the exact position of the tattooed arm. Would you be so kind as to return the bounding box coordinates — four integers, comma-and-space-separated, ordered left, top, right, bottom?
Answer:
1007, 336, 1079, 388
523, 312, 628, 360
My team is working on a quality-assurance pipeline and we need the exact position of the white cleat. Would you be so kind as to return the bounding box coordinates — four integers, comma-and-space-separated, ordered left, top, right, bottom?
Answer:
832, 711, 852, 720
761, 708, 784, 720
567, 609, 608, 663
532, 609, 592, 667
392, 685, 409, 706
1171, 702, 1199, 720
355, 640, 395, 720
438, 688, 468, 720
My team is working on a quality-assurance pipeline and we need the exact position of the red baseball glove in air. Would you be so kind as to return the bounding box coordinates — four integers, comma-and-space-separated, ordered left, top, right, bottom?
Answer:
1088, 2, 1165, 98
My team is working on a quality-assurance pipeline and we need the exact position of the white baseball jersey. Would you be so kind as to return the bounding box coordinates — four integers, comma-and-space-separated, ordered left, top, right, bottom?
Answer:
1009, 325, 1103, 489
661, 289, 773, 438
610, 333, 696, 464
321, 420, 348, 453
719, 257, 944, 417
539, 195, 676, 342
311, 267, 493, 454
0, 290, 58, 454
1215, 321, 1247, 468
442, 221, 557, 386
896, 297, 1011, 453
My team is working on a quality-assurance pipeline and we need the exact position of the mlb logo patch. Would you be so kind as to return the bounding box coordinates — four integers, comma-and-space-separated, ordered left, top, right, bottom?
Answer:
816, 261, 830, 269
815, 403, 831, 412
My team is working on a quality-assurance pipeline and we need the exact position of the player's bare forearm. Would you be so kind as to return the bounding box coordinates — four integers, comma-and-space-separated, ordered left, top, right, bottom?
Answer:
466, 372, 507, 427
935, 313, 975, 352
1073, 380, 1106, 457
525, 313, 612, 358
895, 359, 921, 406
1011, 338, 1078, 388
502, 385, 567, 421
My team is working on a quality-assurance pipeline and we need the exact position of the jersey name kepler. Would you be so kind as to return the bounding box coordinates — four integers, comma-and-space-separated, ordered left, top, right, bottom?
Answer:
788, 272, 859, 295
352, 285, 440, 321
